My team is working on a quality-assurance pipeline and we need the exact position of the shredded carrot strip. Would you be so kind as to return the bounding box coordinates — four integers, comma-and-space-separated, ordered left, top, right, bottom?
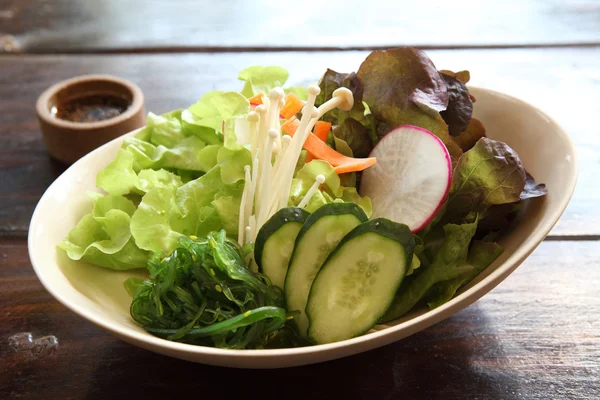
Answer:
280, 93, 304, 120
305, 121, 331, 162
248, 93, 264, 105
288, 127, 376, 174
281, 118, 300, 135
313, 121, 331, 142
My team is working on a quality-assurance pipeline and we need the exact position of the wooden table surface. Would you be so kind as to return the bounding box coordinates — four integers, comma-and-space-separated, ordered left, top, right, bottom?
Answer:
1, 1, 599, 398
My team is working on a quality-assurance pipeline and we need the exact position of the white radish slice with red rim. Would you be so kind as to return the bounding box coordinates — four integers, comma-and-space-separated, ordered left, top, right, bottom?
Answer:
359, 125, 452, 232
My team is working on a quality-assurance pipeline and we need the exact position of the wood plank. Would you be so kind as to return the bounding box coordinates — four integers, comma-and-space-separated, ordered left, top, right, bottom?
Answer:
1, 237, 598, 398
0, 48, 597, 237
1, 0, 599, 53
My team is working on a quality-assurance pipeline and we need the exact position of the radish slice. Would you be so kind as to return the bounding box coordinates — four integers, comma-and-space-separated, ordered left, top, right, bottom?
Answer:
359, 125, 452, 232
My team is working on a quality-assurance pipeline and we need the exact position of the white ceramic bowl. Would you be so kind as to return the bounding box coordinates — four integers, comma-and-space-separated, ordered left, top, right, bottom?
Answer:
28, 88, 577, 368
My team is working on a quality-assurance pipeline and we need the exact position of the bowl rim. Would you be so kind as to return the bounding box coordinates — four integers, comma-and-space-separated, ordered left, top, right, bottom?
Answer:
28, 86, 578, 361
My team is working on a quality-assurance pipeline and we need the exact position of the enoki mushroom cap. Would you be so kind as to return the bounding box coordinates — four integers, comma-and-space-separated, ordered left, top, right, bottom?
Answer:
332, 87, 354, 111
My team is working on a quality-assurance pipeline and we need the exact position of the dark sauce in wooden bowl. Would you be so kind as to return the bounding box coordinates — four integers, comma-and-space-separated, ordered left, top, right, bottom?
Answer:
52, 94, 131, 123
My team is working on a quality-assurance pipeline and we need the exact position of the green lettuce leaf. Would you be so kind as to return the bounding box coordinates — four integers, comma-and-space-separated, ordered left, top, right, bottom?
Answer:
122, 137, 219, 173
130, 190, 222, 257
131, 160, 247, 256
138, 169, 183, 192
181, 110, 223, 145
58, 194, 149, 270
332, 136, 353, 158
124, 277, 144, 297
124, 108, 218, 173
288, 183, 329, 213
476, 172, 546, 237
425, 240, 503, 309
381, 221, 477, 322
339, 187, 372, 217
96, 149, 140, 196
294, 160, 343, 197
212, 181, 245, 235
145, 111, 186, 147
416, 224, 445, 267
238, 66, 289, 97
356, 47, 463, 161
97, 149, 189, 196
90, 192, 136, 216
174, 167, 225, 231
464, 241, 504, 282
187, 91, 250, 132
330, 135, 359, 188
331, 130, 360, 188
339, 173, 357, 190
288, 160, 372, 216
332, 118, 373, 159
445, 137, 526, 223
130, 186, 184, 255
406, 236, 425, 276
131, 168, 225, 255
217, 147, 251, 184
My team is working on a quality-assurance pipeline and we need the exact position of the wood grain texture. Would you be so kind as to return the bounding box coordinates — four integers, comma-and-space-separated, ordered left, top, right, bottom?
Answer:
1, 3, 597, 398
0, 48, 598, 236
1, 238, 598, 399
0, 0, 600, 53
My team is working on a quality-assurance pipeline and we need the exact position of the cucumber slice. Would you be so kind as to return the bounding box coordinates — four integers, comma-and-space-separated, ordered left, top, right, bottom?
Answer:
254, 207, 310, 289
306, 218, 414, 344
285, 203, 368, 337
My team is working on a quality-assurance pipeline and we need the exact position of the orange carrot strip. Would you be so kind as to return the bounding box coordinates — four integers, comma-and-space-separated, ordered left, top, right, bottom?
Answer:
305, 121, 332, 162
313, 121, 331, 142
289, 129, 376, 173
248, 93, 264, 105
334, 160, 376, 174
281, 118, 300, 135
304, 134, 376, 170
280, 93, 304, 120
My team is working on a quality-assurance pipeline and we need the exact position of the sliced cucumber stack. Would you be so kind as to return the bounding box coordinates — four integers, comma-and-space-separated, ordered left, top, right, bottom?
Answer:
285, 203, 368, 337
254, 207, 310, 289
306, 218, 414, 344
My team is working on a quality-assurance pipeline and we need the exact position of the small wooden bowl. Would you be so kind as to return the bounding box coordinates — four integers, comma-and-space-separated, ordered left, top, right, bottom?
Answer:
36, 74, 145, 164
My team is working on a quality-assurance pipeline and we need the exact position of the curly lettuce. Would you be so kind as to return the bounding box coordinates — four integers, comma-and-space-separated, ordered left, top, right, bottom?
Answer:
58, 194, 149, 270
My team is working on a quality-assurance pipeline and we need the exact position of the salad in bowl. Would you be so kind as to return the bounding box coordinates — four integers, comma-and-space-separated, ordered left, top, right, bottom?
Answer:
56, 47, 547, 349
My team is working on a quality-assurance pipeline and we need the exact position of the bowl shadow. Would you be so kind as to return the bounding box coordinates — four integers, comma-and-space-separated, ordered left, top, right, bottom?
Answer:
84, 304, 521, 400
